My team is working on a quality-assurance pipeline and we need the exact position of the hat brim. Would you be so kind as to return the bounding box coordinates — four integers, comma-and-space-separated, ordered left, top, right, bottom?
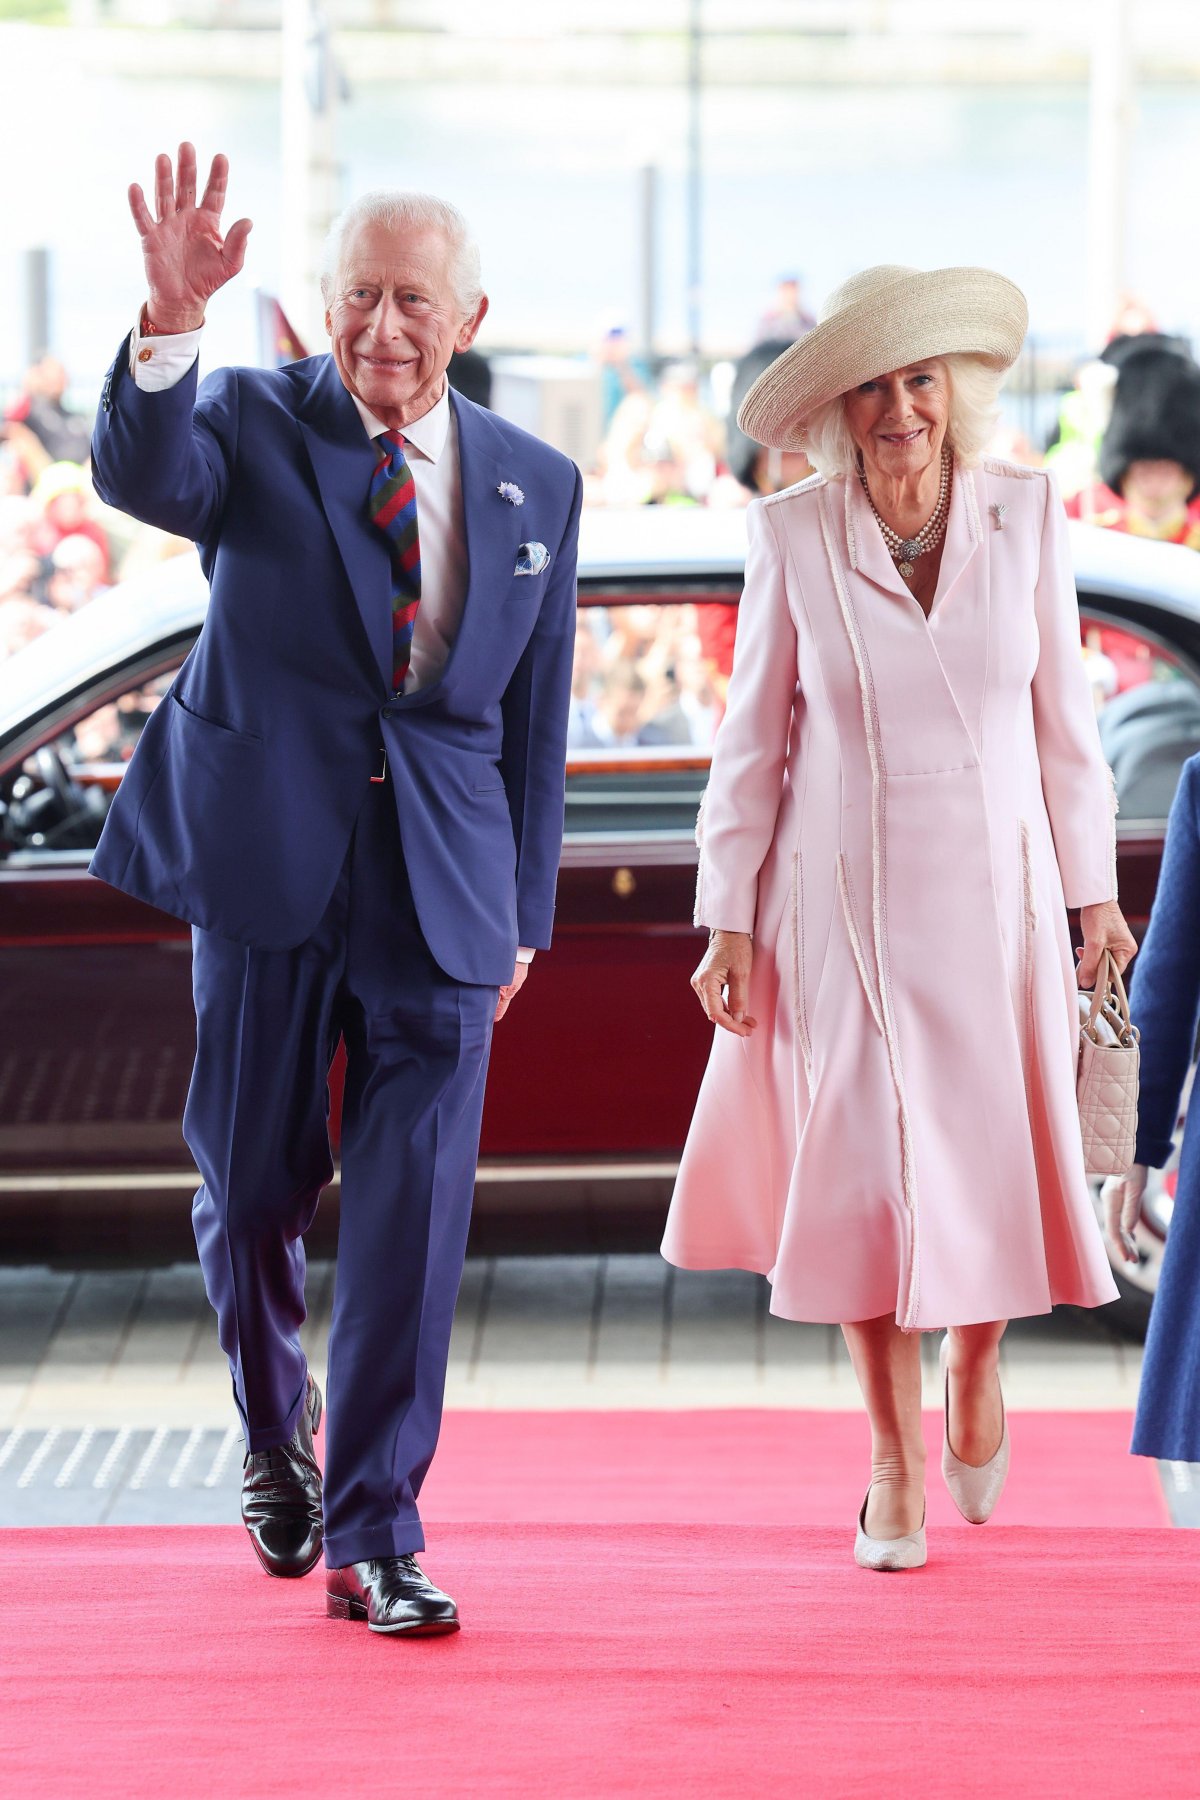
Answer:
736, 267, 1029, 452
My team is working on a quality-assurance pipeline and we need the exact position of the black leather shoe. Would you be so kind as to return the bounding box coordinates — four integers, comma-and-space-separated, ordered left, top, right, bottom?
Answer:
240, 1374, 323, 1578
326, 1556, 460, 1636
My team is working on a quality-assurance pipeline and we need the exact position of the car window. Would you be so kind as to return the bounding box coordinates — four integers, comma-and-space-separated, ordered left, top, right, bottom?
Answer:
569, 599, 737, 755
0, 671, 174, 857
14, 592, 1187, 855
65, 672, 174, 765
1081, 612, 1200, 823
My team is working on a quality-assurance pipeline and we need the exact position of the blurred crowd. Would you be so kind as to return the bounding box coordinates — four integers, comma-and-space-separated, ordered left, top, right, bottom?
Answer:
567, 602, 733, 753
4, 281, 1198, 764
585, 277, 820, 511
0, 353, 187, 669
572, 278, 1200, 753
584, 276, 1200, 536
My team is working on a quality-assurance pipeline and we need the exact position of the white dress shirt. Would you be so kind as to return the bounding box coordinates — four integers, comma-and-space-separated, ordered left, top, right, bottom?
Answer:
128, 320, 534, 965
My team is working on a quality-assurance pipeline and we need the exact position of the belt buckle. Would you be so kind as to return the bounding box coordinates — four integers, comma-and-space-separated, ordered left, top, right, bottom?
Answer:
369, 747, 387, 784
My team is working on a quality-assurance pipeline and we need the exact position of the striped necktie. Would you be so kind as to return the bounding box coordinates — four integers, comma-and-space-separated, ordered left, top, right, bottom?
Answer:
368, 429, 423, 693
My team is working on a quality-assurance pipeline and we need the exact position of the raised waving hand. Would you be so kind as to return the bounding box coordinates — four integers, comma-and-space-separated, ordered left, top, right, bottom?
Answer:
129, 142, 252, 333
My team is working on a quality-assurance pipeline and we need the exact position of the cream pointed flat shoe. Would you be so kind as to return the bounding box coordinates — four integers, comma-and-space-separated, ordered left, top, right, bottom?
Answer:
853, 1489, 927, 1571
940, 1333, 1010, 1524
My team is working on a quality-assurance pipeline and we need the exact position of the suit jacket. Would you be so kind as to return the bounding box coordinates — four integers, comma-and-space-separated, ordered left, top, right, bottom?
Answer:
1127, 754, 1200, 1459
89, 343, 582, 986
1129, 754, 1200, 1170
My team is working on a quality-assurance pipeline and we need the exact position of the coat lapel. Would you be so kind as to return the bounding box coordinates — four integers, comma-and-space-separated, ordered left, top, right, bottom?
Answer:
297, 355, 392, 689
930, 463, 983, 615
455, 389, 526, 650
843, 472, 912, 603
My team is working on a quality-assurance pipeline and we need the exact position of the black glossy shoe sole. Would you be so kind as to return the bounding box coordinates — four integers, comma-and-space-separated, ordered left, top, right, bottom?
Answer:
326, 1592, 460, 1635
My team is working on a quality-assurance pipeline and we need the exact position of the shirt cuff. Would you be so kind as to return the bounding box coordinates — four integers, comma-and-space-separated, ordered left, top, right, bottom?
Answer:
128, 316, 203, 391
514, 947, 536, 965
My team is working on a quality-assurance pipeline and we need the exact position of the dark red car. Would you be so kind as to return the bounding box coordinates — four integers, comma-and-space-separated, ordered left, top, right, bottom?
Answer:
2, 510, 1199, 1333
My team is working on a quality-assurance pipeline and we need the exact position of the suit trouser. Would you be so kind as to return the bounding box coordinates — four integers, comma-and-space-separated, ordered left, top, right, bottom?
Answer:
184, 780, 498, 1568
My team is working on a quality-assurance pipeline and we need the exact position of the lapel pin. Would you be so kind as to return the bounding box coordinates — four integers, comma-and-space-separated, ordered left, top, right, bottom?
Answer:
497, 481, 525, 506
989, 501, 1008, 531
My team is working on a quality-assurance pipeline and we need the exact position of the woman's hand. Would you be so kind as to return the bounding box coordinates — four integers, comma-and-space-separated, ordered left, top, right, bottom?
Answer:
691, 930, 757, 1037
129, 142, 252, 332
1076, 899, 1137, 989
1101, 1164, 1147, 1264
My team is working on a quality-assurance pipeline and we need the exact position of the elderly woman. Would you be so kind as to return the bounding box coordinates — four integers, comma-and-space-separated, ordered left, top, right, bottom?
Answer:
661, 265, 1137, 1570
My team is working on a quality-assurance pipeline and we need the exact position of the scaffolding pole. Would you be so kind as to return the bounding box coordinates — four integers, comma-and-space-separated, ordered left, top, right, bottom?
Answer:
280, 0, 342, 349
1085, 0, 1132, 350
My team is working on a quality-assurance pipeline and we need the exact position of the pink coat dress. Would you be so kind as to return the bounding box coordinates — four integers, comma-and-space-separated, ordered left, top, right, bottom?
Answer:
661, 459, 1121, 1330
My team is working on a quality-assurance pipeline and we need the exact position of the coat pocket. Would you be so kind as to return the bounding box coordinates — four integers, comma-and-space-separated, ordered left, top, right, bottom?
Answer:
170, 690, 262, 744
1017, 819, 1038, 1075
837, 853, 884, 1036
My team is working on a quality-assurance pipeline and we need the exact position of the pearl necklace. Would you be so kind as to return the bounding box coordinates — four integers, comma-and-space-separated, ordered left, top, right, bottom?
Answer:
859, 446, 953, 578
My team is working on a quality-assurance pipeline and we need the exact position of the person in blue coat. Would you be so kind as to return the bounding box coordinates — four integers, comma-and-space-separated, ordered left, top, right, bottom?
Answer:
89, 145, 581, 1635
1104, 752, 1200, 1461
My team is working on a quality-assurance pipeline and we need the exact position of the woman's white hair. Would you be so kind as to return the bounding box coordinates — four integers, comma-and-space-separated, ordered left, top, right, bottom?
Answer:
801, 353, 1005, 478
318, 191, 484, 313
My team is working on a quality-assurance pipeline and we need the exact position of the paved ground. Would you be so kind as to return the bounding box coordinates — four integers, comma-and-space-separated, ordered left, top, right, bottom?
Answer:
1, 1255, 1195, 1525
0, 1254, 1149, 1427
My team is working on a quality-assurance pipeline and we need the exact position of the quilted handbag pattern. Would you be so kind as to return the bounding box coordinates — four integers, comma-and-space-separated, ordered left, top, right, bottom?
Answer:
1077, 949, 1140, 1178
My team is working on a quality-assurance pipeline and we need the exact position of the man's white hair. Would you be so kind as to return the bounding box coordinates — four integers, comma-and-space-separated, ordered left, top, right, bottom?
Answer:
801, 353, 1006, 478
318, 191, 484, 313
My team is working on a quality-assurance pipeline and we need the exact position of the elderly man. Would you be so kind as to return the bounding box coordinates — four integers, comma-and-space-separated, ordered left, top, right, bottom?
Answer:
90, 144, 581, 1636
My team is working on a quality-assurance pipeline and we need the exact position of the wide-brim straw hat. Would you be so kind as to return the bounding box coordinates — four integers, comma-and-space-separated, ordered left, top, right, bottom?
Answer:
736, 264, 1029, 452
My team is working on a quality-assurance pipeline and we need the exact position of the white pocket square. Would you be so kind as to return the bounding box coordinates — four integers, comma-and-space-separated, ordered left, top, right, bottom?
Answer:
514, 542, 550, 576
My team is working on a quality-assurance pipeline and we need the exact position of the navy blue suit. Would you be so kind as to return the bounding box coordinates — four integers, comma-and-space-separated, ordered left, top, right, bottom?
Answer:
90, 342, 580, 1564
1128, 755, 1200, 1462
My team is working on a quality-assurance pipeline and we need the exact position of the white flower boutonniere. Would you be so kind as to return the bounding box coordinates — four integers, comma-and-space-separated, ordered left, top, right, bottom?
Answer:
497, 481, 525, 506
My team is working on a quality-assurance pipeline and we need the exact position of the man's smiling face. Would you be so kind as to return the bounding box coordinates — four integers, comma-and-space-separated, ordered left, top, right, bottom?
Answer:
325, 219, 488, 427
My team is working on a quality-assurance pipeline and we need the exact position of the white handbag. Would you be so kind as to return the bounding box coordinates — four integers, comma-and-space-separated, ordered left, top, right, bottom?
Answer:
1077, 949, 1140, 1178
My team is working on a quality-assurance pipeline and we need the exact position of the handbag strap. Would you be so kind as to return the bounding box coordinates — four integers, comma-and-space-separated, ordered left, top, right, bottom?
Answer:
1085, 948, 1138, 1046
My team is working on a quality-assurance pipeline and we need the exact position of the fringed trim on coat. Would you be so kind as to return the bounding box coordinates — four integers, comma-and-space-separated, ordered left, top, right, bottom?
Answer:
843, 472, 859, 570
1019, 822, 1039, 936
962, 465, 984, 543
819, 489, 922, 1329
837, 854, 885, 1038
1017, 819, 1038, 1101
1106, 762, 1120, 901
692, 788, 709, 928
982, 455, 1037, 480
790, 851, 813, 1080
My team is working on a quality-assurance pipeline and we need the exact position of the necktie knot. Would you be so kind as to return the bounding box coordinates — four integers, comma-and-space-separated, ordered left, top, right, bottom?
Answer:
379, 427, 407, 458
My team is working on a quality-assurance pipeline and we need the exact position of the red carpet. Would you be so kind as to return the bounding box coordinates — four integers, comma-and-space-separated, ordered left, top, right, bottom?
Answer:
421, 1409, 1168, 1528
2, 1522, 1198, 1799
